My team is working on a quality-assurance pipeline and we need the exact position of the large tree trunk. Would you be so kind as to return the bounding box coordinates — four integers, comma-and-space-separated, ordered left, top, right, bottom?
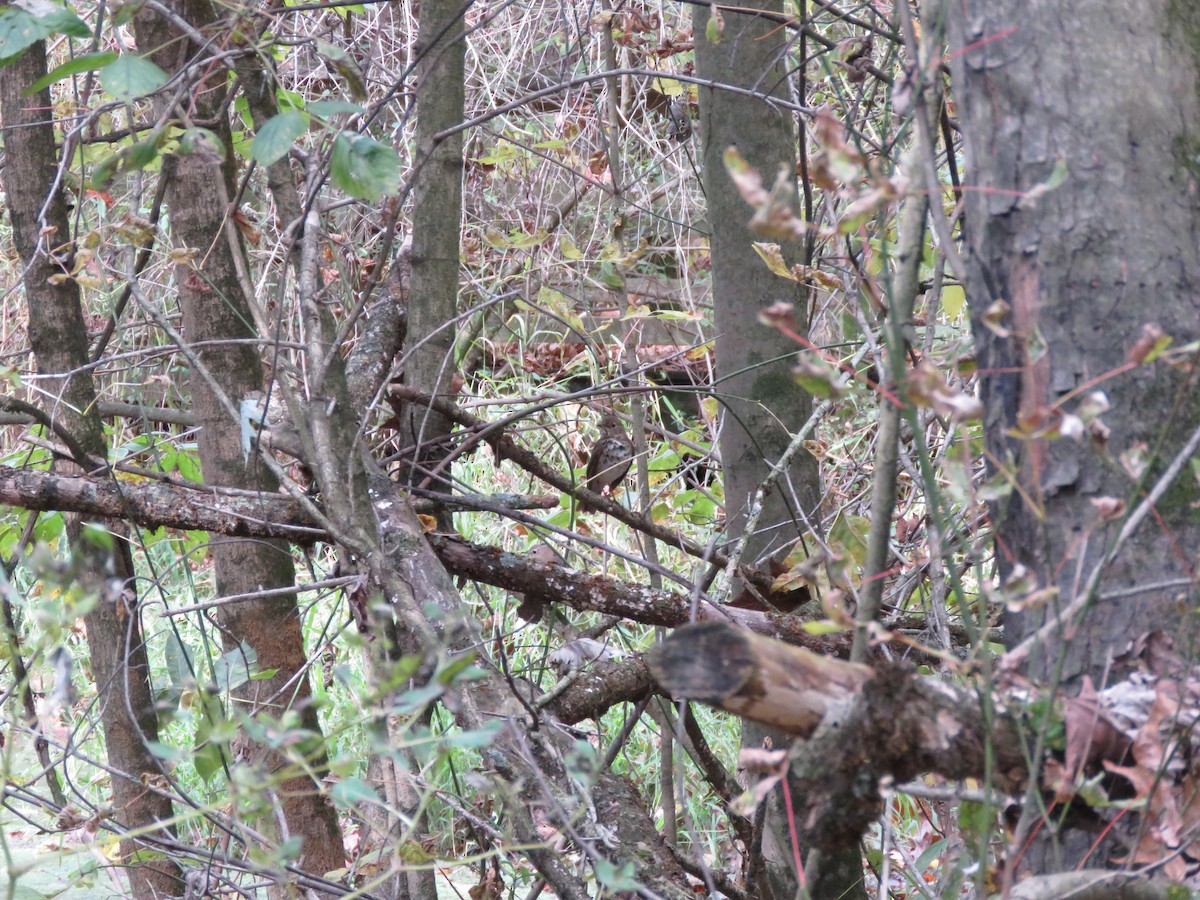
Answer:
695, 3, 850, 898
945, 0, 1200, 875
0, 39, 182, 900
132, 1, 344, 886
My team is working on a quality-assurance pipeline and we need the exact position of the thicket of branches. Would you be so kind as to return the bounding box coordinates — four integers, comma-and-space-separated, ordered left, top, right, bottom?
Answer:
1, 0, 1198, 899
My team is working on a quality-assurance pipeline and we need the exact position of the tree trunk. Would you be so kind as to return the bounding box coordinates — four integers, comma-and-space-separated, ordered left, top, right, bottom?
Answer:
695, 3, 850, 897
945, 0, 1200, 875
132, 2, 344, 886
0, 39, 182, 900
696, 2, 820, 561
400, 0, 466, 519
355, 3, 466, 893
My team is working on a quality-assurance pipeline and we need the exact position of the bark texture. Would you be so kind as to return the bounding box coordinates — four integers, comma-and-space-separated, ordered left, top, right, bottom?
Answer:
696, 1, 820, 559
0, 40, 182, 900
948, 1, 1200, 676
695, 3, 840, 897
358, 4, 466, 890
132, 1, 343, 884
400, 0, 466, 505
946, 0, 1200, 873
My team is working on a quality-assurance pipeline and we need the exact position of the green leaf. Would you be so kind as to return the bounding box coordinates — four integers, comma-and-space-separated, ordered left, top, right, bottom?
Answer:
173, 446, 202, 483
154, 686, 182, 726
91, 129, 165, 188
792, 353, 847, 399
100, 55, 168, 102
111, 0, 142, 27
276, 836, 303, 863
0, 4, 90, 61
251, 110, 308, 166
125, 133, 163, 169
37, 4, 90, 38
315, 38, 366, 100
192, 739, 224, 781
314, 38, 349, 62
276, 88, 305, 111
599, 260, 624, 288
145, 740, 186, 764
941, 283, 966, 320
827, 513, 869, 567
25, 50, 117, 94
704, 7, 723, 44
683, 494, 716, 525
212, 642, 256, 692
81, 522, 114, 550
177, 126, 225, 159
958, 800, 998, 846
330, 131, 399, 200
397, 840, 434, 864
437, 651, 479, 685
390, 680, 445, 714
90, 155, 117, 188
593, 859, 641, 892
0, 8, 47, 60
559, 233, 584, 260
34, 512, 63, 543
233, 93, 252, 129
648, 448, 682, 471
307, 99, 364, 118
802, 619, 847, 635
914, 837, 947, 873
442, 721, 504, 749
164, 634, 193, 689
331, 776, 378, 808
192, 697, 231, 780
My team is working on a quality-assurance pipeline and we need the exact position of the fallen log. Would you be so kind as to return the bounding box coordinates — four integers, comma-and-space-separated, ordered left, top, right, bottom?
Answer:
648, 622, 1029, 851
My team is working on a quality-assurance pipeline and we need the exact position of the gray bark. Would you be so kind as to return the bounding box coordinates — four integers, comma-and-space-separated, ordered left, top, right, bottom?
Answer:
361, 2, 467, 892
401, 0, 466, 513
695, 3, 849, 898
696, 2, 821, 563
945, 0, 1200, 875
948, 1, 1200, 675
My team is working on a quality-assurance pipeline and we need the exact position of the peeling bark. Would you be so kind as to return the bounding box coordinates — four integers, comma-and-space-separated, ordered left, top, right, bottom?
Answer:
945, 0, 1200, 877
650, 623, 1028, 852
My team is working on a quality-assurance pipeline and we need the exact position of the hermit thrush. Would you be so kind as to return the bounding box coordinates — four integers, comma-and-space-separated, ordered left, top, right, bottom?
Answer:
582, 413, 633, 512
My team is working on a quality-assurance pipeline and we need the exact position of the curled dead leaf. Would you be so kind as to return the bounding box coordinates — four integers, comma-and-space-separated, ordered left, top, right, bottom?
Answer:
1090, 497, 1126, 522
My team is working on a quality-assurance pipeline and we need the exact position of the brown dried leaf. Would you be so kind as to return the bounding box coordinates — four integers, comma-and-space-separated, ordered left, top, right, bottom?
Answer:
1090, 497, 1126, 522
468, 868, 505, 900
1041, 757, 1075, 803
1064, 677, 1132, 780
980, 299, 1011, 337
739, 746, 789, 775
1132, 681, 1183, 772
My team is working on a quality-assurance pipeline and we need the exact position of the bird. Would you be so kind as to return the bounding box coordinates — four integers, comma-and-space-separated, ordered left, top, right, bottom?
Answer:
582, 413, 633, 512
